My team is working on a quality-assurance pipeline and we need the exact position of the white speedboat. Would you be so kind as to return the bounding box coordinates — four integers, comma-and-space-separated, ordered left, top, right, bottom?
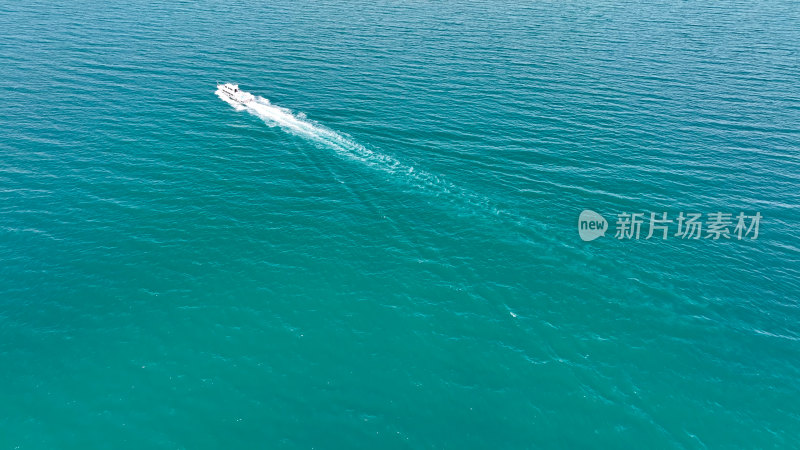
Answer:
217, 83, 254, 104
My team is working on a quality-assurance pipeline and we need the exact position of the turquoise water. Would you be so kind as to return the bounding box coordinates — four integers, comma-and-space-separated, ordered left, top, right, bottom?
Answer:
2, 0, 799, 447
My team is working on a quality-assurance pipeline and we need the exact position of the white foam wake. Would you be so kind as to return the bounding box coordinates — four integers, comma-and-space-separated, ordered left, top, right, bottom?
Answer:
216, 87, 502, 215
